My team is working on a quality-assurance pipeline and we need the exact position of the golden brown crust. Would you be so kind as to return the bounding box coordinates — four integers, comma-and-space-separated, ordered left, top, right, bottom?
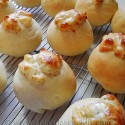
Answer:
1, 10, 32, 33
19, 48, 63, 86
72, 94, 125, 125
101, 94, 125, 124
0, 0, 8, 7
39, 48, 62, 68
111, 7, 125, 34
99, 33, 125, 59
2, 15, 21, 33
37, 48, 62, 76
54, 9, 87, 32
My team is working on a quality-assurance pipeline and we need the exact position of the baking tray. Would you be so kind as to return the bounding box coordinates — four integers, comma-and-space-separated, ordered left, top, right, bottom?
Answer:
0, 0, 125, 125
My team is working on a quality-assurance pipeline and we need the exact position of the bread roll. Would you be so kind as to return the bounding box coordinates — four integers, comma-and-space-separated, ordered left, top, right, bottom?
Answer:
0, 60, 7, 94
13, 48, 76, 113
0, 0, 16, 23
41, 0, 77, 17
88, 33, 125, 93
56, 94, 125, 125
0, 10, 42, 57
75, 0, 118, 27
111, 7, 125, 34
47, 9, 93, 56
14, 0, 41, 8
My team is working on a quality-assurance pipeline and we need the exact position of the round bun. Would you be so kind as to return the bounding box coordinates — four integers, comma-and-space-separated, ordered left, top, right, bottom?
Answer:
75, 0, 118, 27
14, 0, 40, 8
111, 7, 125, 34
13, 48, 76, 113
0, 0, 16, 23
41, 0, 76, 17
56, 94, 125, 125
47, 10, 93, 56
0, 10, 42, 57
88, 33, 125, 93
0, 60, 7, 93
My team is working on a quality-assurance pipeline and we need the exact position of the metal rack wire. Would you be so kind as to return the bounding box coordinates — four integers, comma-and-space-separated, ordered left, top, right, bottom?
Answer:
0, 1, 125, 125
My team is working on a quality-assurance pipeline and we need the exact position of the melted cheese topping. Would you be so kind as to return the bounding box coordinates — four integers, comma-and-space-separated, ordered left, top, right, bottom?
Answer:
19, 48, 62, 85
1, 10, 32, 33
99, 33, 125, 59
72, 94, 125, 125
54, 9, 87, 32
0, 0, 8, 7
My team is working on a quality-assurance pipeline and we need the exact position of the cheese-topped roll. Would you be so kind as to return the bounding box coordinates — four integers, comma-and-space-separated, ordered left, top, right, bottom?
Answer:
0, 0, 16, 23
0, 10, 42, 57
88, 33, 125, 93
75, 0, 118, 27
47, 9, 93, 56
56, 94, 125, 125
13, 48, 76, 113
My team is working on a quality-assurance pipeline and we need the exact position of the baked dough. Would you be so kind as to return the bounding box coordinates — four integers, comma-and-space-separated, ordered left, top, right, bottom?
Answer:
0, 60, 7, 94
56, 94, 125, 125
0, 0, 16, 23
88, 33, 125, 93
0, 10, 42, 57
41, 0, 77, 17
13, 48, 76, 113
75, 0, 118, 27
14, 0, 41, 8
47, 10, 93, 56
111, 7, 125, 34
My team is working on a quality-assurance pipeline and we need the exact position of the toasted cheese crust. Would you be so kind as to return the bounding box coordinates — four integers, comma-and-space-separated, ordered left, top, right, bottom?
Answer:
1, 10, 32, 33
72, 94, 125, 125
75, 0, 118, 27
0, 0, 8, 7
19, 48, 62, 85
99, 33, 125, 59
55, 9, 87, 32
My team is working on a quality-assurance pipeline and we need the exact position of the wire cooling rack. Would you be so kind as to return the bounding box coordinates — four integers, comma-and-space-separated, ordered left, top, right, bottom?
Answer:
0, 0, 125, 125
